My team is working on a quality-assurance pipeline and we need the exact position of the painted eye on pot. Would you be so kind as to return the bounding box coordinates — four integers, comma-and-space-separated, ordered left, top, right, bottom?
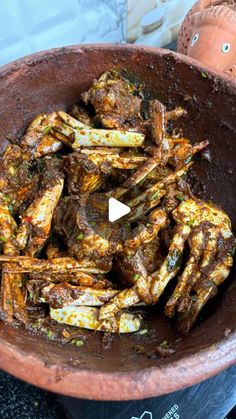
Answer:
221, 43, 231, 53
191, 33, 199, 46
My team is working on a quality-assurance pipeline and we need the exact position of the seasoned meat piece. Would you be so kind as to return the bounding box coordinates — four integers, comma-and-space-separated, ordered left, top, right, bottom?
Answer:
0, 144, 39, 213
53, 195, 124, 262
162, 185, 180, 213
29, 272, 113, 288
114, 238, 162, 288
114, 251, 147, 288
160, 226, 174, 251
70, 103, 94, 126
27, 279, 48, 305
15, 165, 64, 256
64, 153, 104, 194
139, 239, 163, 274
81, 71, 142, 129
64, 151, 147, 194
149, 99, 166, 146
40, 283, 119, 308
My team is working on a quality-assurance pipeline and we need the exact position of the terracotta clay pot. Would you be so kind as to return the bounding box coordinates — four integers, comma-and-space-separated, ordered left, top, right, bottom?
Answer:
177, 1, 236, 78
0, 44, 235, 400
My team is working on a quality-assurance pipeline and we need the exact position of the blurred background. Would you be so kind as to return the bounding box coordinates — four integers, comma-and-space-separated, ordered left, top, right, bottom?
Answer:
128, 0, 195, 46
0, 0, 126, 65
0, 0, 196, 66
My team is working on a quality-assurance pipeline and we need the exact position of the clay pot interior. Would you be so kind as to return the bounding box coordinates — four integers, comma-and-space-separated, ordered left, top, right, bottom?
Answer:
0, 45, 235, 400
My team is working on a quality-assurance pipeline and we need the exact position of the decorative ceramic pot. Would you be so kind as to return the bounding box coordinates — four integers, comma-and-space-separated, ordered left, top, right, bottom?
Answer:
177, 1, 236, 78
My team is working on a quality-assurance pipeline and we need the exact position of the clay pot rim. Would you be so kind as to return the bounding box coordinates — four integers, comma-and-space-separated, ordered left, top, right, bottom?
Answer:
1, 43, 235, 86
0, 43, 235, 400
0, 329, 235, 400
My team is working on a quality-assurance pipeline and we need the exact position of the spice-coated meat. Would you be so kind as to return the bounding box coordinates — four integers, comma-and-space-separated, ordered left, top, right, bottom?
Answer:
81, 71, 143, 129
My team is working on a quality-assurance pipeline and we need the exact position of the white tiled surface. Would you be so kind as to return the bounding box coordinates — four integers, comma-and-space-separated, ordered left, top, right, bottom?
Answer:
0, 0, 126, 66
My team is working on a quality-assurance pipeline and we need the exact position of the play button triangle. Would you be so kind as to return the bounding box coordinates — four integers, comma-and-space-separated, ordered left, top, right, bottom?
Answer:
108, 198, 131, 222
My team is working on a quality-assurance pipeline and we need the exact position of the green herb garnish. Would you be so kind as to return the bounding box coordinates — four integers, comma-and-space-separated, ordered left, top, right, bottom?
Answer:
28, 292, 33, 301
176, 195, 184, 202
44, 329, 53, 339
133, 273, 141, 281
70, 339, 84, 347
62, 123, 69, 131
139, 178, 146, 186
160, 340, 169, 348
124, 223, 131, 231
76, 232, 84, 240
2, 194, 11, 202
201, 71, 207, 79
188, 220, 194, 226
151, 191, 160, 201
0, 236, 7, 243
6, 298, 12, 306
43, 125, 52, 135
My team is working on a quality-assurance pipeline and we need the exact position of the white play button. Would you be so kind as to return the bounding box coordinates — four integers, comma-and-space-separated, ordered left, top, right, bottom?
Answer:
108, 198, 131, 222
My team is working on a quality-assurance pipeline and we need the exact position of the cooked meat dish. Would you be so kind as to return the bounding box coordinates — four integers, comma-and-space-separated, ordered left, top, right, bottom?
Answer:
0, 70, 234, 342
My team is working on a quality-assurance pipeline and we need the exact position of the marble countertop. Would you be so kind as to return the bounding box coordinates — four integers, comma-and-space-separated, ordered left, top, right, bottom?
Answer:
0, 0, 126, 66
